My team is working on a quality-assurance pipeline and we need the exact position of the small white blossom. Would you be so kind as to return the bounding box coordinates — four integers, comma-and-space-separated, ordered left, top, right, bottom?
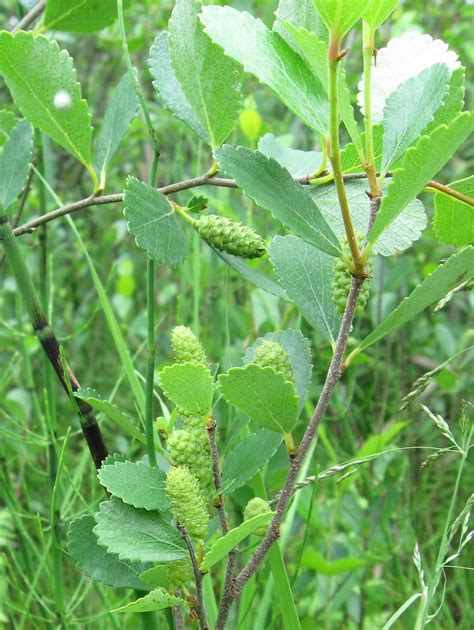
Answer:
53, 89, 72, 111
358, 32, 460, 123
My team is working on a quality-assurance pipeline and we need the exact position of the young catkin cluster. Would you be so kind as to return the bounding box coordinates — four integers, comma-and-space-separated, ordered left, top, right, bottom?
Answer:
195, 214, 266, 259
162, 558, 192, 588
166, 466, 209, 541
244, 497, 271, 536
252, 340, 294, 384
167, 429, 213, 491
332, 233, 372, 316
171, 325, 208, 366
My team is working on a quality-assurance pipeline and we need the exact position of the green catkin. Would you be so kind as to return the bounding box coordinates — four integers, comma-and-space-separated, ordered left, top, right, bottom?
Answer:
195, 214, 266, 259
166, 466, 209, 541
164, 558, 192, 588
332, 233, 372, 316
167, 429, 213, 491
253, 340, 294, 384
244, 497, 272, 536
171, 325, 207, 365
180, 414, 209, 448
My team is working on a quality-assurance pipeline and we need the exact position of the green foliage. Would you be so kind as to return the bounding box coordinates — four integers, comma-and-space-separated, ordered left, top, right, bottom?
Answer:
353, 247, 474, 355
0, 119, 33, 211
169, 0, 241, 148
195, 213, 266, 259
67, 515, 149, 590
369, 112, 474, 245
201, 512, 274, 570
363, 0, 399, 28
140, 559, 192, 590
218, 364, 299, 434
166, 466, 209, 541
94, 72, 138, 185
42, 0, 128, 33
93, 497, 187, 563
123, 177, 188, 267
244, 498, 272, 536
300, 551, 367, 575
215, 145, 340, 256
171, 325, 207, 365
258, 133, 322, 176
222, 429, 282, 493
200, 5, 329, 135
269, 235, 340, 343
97, 461, 170, 512
158, 363, 214, 416
434, 176, 474, 246
312, 0, 372, 37
381, 64, 450, 171
0, 109, 17, 149
424, 67, 465, 134
275, 0, 327, 42
0, 32, 94, 174
113, 589, 185, 613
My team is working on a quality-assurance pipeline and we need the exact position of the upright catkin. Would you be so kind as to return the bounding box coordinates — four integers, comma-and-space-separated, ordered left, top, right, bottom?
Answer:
166, 466, 209, 541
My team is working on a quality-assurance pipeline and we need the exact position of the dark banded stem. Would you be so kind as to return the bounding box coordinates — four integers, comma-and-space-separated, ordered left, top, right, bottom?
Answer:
0, 206, 108, 468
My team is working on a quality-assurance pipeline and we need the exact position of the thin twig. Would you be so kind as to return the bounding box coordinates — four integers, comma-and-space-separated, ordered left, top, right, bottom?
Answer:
178, 526, 209, 630
12, 0, 46, 32
207, 420, 238, 629
174, 591, 185, 630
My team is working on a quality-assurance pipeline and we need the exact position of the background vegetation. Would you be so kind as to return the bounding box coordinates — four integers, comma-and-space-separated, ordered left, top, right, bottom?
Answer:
0, 0, 472, 628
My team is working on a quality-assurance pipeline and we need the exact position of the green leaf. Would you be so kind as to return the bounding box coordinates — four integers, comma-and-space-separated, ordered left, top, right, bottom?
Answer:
148, 32, 209, 144
218, 364, 299, 434
357, 422, 408, 458
215, 146, 340, 257
301, 550, 367, 575
222, 430, 282, 494
68, 515, 149, 590
0, 119, 33, 211
244, 329, 313, 415
369, 112, 474, 246
381, 64, 450, 171
217, 251, 287, 300
94, 497, 186, 563
113, 589, 184, 613
98, 461, 170, 512
311, 181, 427, 256
434, 176, 474, 247
274, 20, 361, 148
94, 72, 138, 183
201, 513, 274, 570
158, 363, 214, 417
42, 0, 127, 33
363, 0, 399, 28
275, 0, 327, 42
312, 0, 373, 37
123, 177, 188, 267
353, 247, 474, 355
0, 32, 94, 171
169, 0, 241, 148
0, 110, 17, 149
269, 235, 340, 343
258, 133, 322, 177
424, 67, 465, 135
200, 5, 329, 136
75, 387, 146, 445
340, 125, 383, 174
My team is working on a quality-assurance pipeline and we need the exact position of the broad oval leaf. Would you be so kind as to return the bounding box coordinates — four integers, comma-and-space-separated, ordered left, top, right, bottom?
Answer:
42, 0, 129, 33
200, 5, 329, 135
381, 64, 450, 172
68, 515, 149, 590
269, 235, 340, 344
0, 119, 33, 211
98, 461, 170, 512
201, 512, 274, 570
215, 145, 340, 257
312, 0, 374, 37
113, 589, 184, 613
123, 177, 188, 267
216, 251, 287, 300
369, 112, 474, 246
258, 133, 322, 177
218, 364, 299, 434
275, 0, 327, 43
0, 32, 94, 171
148, 32, 209, 144
169, 0, 241, 148
434, 176, 474, 247
158, 363, 214, 417
94, 497, 186, 563
363, 0, 399, 28
352, 247, 474, 356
